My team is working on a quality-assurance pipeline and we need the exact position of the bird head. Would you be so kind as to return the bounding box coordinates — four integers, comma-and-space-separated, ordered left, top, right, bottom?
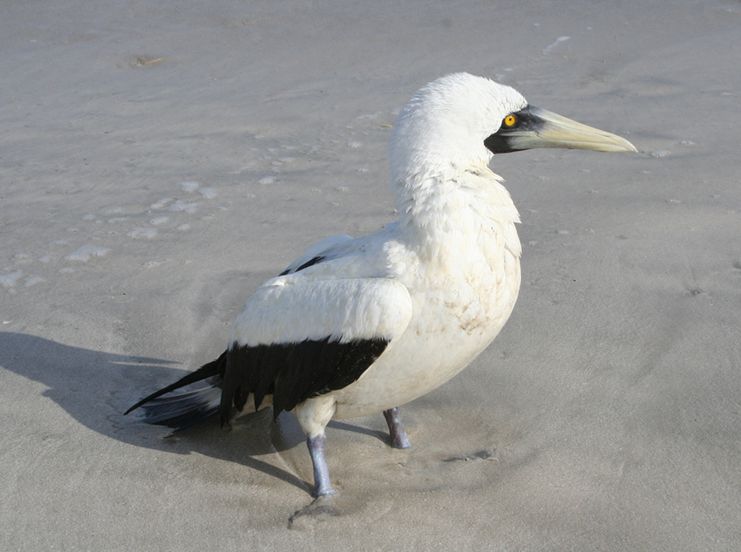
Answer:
389, 73, 636, 183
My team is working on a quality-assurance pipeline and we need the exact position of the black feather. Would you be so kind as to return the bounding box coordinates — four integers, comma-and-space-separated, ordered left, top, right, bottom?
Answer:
278, 255, 326, 276
136, 380, 222, 430
126, 338, 388, 430
124, 351, 228, 429
220, 337, 389, 424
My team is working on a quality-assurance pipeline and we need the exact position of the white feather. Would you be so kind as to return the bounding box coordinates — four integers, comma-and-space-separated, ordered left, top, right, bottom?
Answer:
231, 276, 413, 346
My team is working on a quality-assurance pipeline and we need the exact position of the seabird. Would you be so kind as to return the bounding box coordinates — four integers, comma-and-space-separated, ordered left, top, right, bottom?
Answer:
126, 73, 636, 497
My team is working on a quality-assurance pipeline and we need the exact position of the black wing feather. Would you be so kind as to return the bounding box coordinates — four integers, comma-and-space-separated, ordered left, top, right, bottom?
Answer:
278, 255, 327, 276
125, 351, 227, 415
220, 337, 389, 424
125, 353, 228, 430
127, 338, 389, 429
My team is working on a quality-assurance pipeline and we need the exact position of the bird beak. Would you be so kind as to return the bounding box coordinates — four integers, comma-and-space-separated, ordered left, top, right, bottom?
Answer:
485, 105, 637, 154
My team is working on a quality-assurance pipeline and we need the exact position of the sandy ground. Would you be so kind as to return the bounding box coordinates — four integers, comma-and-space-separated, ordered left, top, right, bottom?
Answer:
2, 1, 740, 550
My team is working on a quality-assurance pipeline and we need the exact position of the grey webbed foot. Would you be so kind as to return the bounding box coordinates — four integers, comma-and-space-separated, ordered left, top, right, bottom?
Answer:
383, 407, 411, 449
288, 495, 339, 529
306, 434, 336, 497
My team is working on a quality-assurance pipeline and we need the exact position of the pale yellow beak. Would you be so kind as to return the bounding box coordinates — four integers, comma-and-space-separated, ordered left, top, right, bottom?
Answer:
485, 105, 637, 154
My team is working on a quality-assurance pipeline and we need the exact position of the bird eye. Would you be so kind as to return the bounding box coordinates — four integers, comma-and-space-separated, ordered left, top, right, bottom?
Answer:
503, 114, 518, 128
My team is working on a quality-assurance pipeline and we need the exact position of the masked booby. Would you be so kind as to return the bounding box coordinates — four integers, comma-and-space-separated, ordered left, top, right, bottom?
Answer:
126, 72, 636, 497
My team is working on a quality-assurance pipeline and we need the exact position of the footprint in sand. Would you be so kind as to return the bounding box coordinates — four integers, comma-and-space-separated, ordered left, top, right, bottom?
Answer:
0, 270, 43, 292
150, 198, 174, 210
180, 181, 217, 199
168, 200, 199, 214
66, 244, 111, 262
24, 275, 45, 288
128, 228, 158, 240
0, 270, 24, 290
442, 449, 496, 463
180, 181, 200, 193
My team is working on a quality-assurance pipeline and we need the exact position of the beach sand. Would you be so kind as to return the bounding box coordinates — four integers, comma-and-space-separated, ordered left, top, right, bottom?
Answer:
1, 1, 740, 549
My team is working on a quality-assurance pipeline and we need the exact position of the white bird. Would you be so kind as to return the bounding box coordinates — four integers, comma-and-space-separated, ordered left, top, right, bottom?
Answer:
126, 73, 636, 497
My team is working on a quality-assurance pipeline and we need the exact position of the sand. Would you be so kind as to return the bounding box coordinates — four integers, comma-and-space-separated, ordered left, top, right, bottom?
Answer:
1, 1, 740, 550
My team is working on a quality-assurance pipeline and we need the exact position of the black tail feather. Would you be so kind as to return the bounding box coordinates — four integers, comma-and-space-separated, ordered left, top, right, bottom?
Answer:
137, 380, 222, 430
125, 351, 227, 429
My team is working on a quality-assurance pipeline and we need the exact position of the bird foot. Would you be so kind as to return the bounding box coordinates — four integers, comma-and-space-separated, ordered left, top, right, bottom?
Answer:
390, 432, 411, 449
288, 495, 339, 529
383, 407, 411, 449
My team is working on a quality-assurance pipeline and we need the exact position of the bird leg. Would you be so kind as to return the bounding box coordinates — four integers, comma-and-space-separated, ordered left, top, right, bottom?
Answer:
383, 407, 411, 449
306, 434, 336, 497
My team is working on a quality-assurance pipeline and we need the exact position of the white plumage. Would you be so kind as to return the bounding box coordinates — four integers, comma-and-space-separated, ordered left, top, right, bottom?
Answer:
233, 277, 413, 346
234, 75, 527, 415
128, 72, 636, 497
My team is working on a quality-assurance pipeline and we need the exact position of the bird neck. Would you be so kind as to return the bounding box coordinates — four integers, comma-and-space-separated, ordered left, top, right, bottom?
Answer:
393, 161, 522, 258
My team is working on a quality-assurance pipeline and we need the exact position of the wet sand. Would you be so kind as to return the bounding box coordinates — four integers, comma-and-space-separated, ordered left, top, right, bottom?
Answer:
1, 1, 740, 549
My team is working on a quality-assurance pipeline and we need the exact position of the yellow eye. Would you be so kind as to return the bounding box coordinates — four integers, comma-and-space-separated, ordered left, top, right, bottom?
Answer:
503, 114, 517, 127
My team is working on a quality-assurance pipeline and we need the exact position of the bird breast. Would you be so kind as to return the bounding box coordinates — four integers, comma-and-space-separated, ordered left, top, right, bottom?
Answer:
333, 214, 522, 418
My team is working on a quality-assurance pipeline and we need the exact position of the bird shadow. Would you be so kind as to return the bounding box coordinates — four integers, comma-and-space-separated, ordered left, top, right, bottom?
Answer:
0, 331, 385, 495
328, 420, 388, 444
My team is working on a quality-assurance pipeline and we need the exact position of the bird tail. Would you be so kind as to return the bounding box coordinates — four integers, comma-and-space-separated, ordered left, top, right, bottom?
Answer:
125, 351, 227, 430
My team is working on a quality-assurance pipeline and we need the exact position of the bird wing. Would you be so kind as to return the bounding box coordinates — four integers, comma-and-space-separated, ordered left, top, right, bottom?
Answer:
221, 275, 413, 421
278, 234, 354, 275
